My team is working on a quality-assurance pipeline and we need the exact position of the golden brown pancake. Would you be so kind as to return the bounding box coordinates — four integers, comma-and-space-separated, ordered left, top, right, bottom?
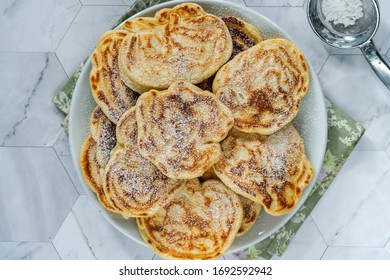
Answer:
103, 108, 186, 218
221, 16, 263, 59
118, 3, 233, 93
295, 154, 314, 192
80, 135, 119, 213
137, 179, 243, 260
214, 124, 313, 216
213, 38, 310, 135
90, 30, 139, 124
89, 107, 116, 169
237, 195, 262, 236
196, 16, 263, 92
136, 81, 234, 179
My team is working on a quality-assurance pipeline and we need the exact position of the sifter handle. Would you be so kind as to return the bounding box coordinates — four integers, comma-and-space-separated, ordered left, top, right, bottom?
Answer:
360, 40, 390, 90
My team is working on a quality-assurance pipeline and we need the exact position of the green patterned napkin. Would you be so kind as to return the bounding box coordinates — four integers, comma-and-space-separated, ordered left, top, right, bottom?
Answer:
52, 0, 365, 260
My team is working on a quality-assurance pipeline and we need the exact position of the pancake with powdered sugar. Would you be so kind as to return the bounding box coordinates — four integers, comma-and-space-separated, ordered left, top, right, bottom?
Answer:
213, 38, 310, 135
103, 108, 186, 218
118, 3, 233, 93
137, 179, 243, 260
136, 81, 234, 179
214, 124, 313, 216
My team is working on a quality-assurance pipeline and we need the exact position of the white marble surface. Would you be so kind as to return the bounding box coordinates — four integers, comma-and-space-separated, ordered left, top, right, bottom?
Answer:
1, 0, 390, 260
54, 130, 85, 194
0, 0, 81, 52
0, 148, 78, 241
322, 247, 390, 260
56, 5, 130, 76
53, 196, 154, 260
0, 242, 60, 260
0, 53, 67, 146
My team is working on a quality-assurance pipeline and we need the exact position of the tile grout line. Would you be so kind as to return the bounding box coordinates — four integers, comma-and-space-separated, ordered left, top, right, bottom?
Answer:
383, 235, 390, 248
384, 140, 390, 152
54, 52, 70, 79
316, 54, 330, 76
310, 214, 329, 247
50, 241, 63, 260
319, 246, 329, 260
50, 200, 81, 250
54, 4, 83, 53
52, 146, 82, 196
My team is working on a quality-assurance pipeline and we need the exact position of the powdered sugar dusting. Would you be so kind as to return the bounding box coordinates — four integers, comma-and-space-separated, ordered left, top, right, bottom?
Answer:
138, 179, 242, 259
137, 81, 233, 179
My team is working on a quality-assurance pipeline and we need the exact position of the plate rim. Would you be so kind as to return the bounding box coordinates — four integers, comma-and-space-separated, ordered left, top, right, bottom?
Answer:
69, 0, 328, 255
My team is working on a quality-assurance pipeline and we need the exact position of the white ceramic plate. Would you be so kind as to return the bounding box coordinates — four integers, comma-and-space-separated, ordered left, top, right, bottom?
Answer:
69, 0, 327, 254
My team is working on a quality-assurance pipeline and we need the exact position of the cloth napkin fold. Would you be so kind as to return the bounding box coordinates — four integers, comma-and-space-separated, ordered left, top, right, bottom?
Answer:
52, 0, 365, 260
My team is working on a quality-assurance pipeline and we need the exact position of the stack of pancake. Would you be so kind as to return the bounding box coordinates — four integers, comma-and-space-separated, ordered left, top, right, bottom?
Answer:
80, 3, 313, 260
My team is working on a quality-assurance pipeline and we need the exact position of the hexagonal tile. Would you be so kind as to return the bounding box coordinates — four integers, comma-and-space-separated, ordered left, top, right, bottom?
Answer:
56, 5, 131, 76
0, 53, 68, 146
318, 0, 390, 55
322, 247, 390, 260
53, 196, 154, 259
54, 129, 85, 195
245, 0, 305, 6
0, 147, 78, 242
312, 151, 390, 246
249, 7, 329, 74
0, 242, 60, 260
0, 0, 81, 52
319, 55, 390, 151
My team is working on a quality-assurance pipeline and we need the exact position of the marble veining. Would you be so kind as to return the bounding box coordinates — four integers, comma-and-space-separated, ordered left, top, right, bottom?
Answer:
1, 0, 390, 260
0, 242, 60, 260
2, 54, 49, 145
0, 53, 67, 147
